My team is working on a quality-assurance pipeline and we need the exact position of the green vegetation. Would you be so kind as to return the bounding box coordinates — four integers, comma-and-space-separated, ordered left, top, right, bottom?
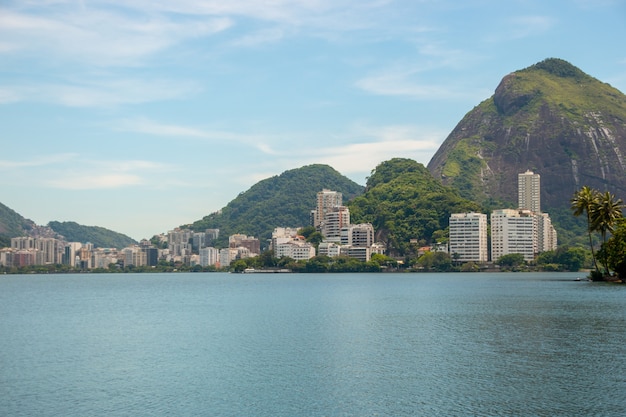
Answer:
348, 158, 481, 256
188, 164, 364, 248
0, 201, 36, 243
48, 221, 137, 249
509, 58, 626, 123
571, 186, 624, 280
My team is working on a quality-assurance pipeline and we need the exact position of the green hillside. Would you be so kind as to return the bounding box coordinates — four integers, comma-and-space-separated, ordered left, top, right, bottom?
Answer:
348, 158, 482, 256
188, 164, 364, 247
48, 221, 137, 248
0, 202, 36, 247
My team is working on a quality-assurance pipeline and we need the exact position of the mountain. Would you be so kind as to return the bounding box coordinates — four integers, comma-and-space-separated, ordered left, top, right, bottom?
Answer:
427, 58, 626, 213
0, 202, 37, 247
348, 158, 482, 256
187, 164, 364, 247
47, 221, 137, 248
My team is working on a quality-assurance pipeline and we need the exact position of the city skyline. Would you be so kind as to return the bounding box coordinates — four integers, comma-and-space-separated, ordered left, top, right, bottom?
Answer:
2, 0, 625, 240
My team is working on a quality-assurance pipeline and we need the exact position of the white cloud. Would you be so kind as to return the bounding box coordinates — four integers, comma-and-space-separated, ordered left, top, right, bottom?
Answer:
301, 124, 442, 172
355, 64, 488, 100
117, 117, 279, 153
47, 174, 144, 190
0, 153, 78, 169
0, 8, 233, 67
0, 78, 199, 107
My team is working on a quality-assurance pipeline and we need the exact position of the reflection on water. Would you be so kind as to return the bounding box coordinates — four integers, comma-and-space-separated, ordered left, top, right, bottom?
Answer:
1, 272, 624, 416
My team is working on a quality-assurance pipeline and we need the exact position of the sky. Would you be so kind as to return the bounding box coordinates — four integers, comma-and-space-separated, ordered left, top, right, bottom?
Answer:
2, 0, 626, 241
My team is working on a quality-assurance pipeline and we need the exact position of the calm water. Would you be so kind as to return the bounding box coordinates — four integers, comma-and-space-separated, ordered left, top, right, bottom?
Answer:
1, 272, 625, 416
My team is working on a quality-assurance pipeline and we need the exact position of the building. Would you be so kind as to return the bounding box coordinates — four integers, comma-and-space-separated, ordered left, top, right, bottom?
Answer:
192, 232, 206, 251
229, 234, 260, 256
491, 209, 537, 262
199, 247, 220, 267
537, 212, 558, 252
313, 189, 342, 228
322, 206, 350, 241
518, 170, 541, 213
274, 239, 316, 261
205, 229, 220, 247
340, 223, 375, 247
318, 242, 342, 257
449, 213, 488, 263
271, 227, 301, 251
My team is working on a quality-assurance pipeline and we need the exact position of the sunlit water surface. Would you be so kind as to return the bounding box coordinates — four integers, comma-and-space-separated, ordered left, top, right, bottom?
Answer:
1, 272, 625, 416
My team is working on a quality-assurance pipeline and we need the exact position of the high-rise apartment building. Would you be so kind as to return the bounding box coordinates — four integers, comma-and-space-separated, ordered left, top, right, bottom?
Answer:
491, 209, 538, 262
313, 189, 342, 228
537, 212, 558, 253
449, 213, 488, 262
322, 206, 350, 241
518, 170, 541, 213
340, 223, 375, 247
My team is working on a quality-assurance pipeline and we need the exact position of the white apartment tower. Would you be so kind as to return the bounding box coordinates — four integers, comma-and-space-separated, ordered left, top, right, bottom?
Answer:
322, 206, 350, 241
537, 213, 558, 252
491, 209, 538, 262
449, 213, 488, 263
518, 170, 541, 213
313, 189, 342, 228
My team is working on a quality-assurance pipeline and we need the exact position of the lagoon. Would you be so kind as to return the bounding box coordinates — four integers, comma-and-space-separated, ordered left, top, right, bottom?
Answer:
1, 272, 625, 416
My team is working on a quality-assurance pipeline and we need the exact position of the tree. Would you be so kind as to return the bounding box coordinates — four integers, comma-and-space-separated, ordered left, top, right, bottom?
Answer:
590, 191, 623, 275
571, 186, 601, 273
497, 253, 525, 268
598, 218, 626, 280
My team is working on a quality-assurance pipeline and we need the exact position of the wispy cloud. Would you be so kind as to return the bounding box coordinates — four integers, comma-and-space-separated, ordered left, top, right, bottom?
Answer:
303, 123, 442, 172
47, 174, 144, 190
0, 78, 199, 107
44, 159, 177, 190
117, 117, 280, 153
0, 153, 78, 169
355, 63, 488, 100
0, 7, 232, 67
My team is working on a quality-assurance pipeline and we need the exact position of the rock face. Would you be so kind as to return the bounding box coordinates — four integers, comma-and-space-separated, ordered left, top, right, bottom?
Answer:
427, 58, 626, 212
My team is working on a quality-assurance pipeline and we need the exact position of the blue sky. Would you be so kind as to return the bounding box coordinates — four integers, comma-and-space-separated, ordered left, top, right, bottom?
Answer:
2, 0, 625, 241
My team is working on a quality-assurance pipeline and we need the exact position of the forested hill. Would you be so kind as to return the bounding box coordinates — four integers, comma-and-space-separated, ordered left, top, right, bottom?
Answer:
187, 164, 364, 247
348, 158, 482, 256
0, 201, 37, 247
48, 221, 137, 248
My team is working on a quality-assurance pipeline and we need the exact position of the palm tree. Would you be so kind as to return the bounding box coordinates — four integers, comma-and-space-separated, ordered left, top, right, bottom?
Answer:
590, 191, 623, 275
571, 186, 600, 273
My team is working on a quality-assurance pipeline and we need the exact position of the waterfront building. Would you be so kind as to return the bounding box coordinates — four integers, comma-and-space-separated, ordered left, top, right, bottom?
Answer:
271, 227, 302, 251
449, 213, 488, 263
192, 232, 206, 251
518, 170, 541, 213
318, 241, 341, 257
199, 247, 220, 267
340, 223, 375, 247
313, 189, 342, 228
322, 206, 350, 241
205, 229, 219, 247
537, 212, 558, 252
229, 234, 260, 256
491, 209, 537, 262
274, 239, 316, 261
219, 248, 238, 267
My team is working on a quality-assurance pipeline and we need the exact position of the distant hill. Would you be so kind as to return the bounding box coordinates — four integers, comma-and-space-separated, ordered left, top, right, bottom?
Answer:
48, 221, 137, 249
348, 158, 482, 256
0, 202, 39, 247
428, 58, 626, 213
187, 164, 364, 247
